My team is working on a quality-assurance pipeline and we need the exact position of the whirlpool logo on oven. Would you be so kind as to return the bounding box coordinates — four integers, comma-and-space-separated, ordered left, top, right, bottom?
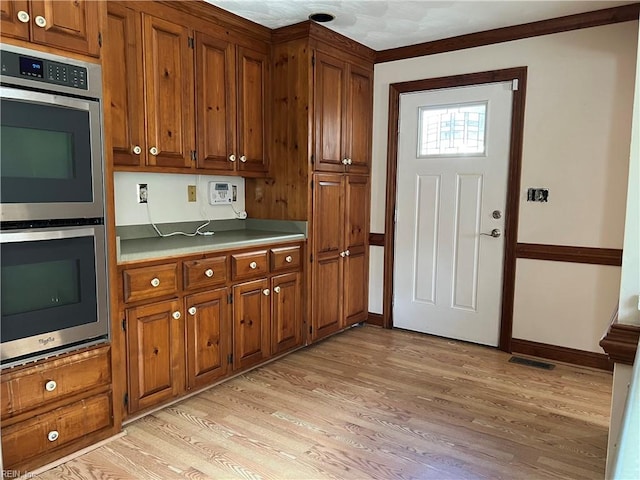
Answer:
38, 336, 56, 346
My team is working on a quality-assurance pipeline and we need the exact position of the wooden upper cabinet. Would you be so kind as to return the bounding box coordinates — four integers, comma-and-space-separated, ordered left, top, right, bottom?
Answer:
1, 0, 29, 40
142, 14, 194, 169
346, 65, 373, 174
314, 52, 347, 173
195, 32, 236, 172
236, 46, 268, 175
104, 3, 145, 167
313, 50, 373, 174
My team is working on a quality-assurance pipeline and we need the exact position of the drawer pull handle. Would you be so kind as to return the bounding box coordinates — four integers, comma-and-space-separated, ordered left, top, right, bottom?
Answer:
45, 380, 57, 392
204, 269, 214, 278
17, 10, 29, 22
34, 15, 47, 28
188, 306, 197, 315
150, 277, 160, 287
172, 311, 181, 320
263, 289, 270, 296
47, 430, 59, 442
274, 286, 281, 294
249, 261, 257, 269
285, 255, 293, 263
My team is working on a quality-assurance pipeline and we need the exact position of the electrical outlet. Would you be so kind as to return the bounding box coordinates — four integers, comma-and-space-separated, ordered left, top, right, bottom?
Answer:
188, 185, 197, 202
137, 183, 148, 204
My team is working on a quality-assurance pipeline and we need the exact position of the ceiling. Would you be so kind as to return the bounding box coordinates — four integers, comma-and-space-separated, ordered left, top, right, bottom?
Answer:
206, 1, 635, 51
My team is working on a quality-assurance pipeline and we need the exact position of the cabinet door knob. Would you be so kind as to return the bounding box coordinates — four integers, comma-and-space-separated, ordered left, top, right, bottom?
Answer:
229, 154, 236, 162
188, 306, 197, 315
149, 146, 159, 156
204, 269, 214, 278
262, 289, 270, 296
34, 15, 47, 27
342, 158, 349, 165
132, 145, 142, 155
285, 255, 293, 263
150, 277, 160, 287
47, 430, 59, 442
345, 250, 350, 256
274, 286, 281, 294
347, 158, 353, 165
17, 10, 29, 23
249, 261, 257, 269
240, 155, 247, 163
172, 311, 181, 320
45, 380, 57, 392
340, 251, 346, 258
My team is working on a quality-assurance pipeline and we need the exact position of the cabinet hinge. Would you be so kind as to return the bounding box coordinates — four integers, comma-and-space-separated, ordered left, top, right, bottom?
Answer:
121, 318, 126, 331
190, 150, 197, 162
309, 326, 313, 334
227, 353, 233, 364
310, 253, 313, 263
123, 392, 128, 407
98, 32, 103, 48
188, 37, 194, 49
311, 180, 314, 190
228, 293, 233, 304
311, 55, 315, 67
310, 154, 314, 165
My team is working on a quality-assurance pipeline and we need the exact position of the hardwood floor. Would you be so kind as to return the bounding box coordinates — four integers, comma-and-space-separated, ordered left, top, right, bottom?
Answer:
37, 326, 612, 479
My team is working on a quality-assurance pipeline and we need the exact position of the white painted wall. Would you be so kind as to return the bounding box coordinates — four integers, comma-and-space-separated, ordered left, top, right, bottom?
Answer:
370, 22, 638, 351
606, 18, 640, 479
114, 172, 245, 226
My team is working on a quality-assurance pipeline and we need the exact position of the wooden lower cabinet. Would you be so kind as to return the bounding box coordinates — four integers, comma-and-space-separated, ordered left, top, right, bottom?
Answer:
185, 288, 230, 390
271, 272, 303, 355
233, 278, 270, 370
125, 298, 184, 414
312, 255, 343, 341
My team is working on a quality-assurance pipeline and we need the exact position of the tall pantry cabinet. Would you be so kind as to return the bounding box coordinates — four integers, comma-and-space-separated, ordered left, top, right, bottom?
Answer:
245, 22, 374, 343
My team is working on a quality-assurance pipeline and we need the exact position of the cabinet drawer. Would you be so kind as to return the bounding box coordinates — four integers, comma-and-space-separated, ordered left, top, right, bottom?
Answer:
270, 245, 302, 272
183, 256, 228, 291
231, 250, 268, 281
1, 393, 112, 468
1, 346, 111, 419
123, 263, 178, 303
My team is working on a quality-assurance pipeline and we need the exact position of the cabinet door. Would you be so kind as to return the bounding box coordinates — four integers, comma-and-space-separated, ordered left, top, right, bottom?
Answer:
271, 272, 302, 355
0, 0, 29, 40
237, 46, 268, 175
314, 51, 347, 173
311, 173, 345, 341
105, 4, 145, 167
185, 288, 230, 390
126, 299, 184, 414
195, 33, 236, 172
233, 278, 270, 370
343, 175, 370, 326
142, 14, 194, 169
346, 64, 373, 174
29, 0, 100, 57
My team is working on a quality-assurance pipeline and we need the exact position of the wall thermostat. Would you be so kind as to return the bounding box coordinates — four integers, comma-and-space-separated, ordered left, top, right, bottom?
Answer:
208, 182, 232, 204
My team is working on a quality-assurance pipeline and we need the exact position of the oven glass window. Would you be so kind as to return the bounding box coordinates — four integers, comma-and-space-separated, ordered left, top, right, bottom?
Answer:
1, 235, 98, 343
0, 98, 93, 203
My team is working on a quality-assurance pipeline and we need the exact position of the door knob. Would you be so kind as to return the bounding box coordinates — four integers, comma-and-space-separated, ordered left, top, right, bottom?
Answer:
34, 15, 47, 27
229, 154, 236, 162
274, 286, 281, 294
342, 158, 349, 165
481, 229, 501, 238
240, 155, 247, 163
172, 311, 181, 320
188, 307, 197, 315
262, 289, 270, 296
149, 146, 159, 156
132, 145, 142, 155
17, 10, 29, 22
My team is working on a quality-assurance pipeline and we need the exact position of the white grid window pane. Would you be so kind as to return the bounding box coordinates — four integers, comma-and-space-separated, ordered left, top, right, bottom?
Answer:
418, 102, 487, 157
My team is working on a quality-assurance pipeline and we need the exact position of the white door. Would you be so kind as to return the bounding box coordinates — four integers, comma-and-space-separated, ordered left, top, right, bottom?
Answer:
393, 81, 513, 346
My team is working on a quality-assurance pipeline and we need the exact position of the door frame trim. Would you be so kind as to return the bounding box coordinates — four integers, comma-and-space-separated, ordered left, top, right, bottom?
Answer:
382, 67, 528, 352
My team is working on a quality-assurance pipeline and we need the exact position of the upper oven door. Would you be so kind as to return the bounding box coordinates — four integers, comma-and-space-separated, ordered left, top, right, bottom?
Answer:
0, 86, 104, 221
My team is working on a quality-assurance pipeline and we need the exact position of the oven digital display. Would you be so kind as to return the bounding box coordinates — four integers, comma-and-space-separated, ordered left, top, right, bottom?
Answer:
19, 56, 44, 78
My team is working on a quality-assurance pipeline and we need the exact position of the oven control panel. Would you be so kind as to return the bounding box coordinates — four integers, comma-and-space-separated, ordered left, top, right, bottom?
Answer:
1, 50, 88, 90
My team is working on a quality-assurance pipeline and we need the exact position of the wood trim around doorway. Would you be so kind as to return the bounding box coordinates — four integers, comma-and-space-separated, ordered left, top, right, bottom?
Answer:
382, 67, 528, 353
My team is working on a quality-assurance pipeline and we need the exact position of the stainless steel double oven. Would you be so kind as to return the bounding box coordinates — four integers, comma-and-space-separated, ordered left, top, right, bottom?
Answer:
1, 44, 109, 366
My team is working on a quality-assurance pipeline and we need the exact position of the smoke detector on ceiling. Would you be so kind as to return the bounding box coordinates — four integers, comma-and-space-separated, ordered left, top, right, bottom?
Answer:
309, 12, 335, 23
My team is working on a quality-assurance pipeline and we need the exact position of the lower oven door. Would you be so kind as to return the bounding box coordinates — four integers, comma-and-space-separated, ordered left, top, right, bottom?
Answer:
0, 224, 109, 365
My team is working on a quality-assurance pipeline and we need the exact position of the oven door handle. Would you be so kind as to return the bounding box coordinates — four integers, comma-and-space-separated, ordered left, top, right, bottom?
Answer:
0, 225, 103, 243
0, 86, 93, 111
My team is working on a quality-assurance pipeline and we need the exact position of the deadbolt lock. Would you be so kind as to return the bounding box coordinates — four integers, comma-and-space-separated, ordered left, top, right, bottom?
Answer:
492, 210, 502, 219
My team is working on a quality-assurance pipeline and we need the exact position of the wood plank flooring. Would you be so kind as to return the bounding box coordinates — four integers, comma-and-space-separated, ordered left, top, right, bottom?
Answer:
37, 326, 613, 479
